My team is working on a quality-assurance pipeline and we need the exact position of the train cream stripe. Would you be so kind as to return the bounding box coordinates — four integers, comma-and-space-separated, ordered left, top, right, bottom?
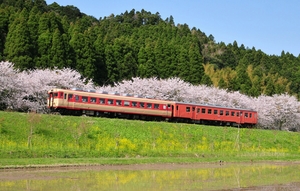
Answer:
59, 101, 171, 117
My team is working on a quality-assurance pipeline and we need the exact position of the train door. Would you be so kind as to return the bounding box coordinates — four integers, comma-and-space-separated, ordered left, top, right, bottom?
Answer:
48, 91, 54, 108
190, 106, 195, 120
167, 104, 172, 118
67, 93, 75, 109
194, 106, 201, 120
238, 111, 245, 124
61, 92, 66, 106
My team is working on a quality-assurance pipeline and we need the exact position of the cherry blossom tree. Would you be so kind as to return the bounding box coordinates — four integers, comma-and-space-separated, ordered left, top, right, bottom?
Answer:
253, 94, 300, 131
0, 61, 93, 112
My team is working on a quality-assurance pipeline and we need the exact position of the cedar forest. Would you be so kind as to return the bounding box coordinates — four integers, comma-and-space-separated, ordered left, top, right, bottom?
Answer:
1, 0, 300, 98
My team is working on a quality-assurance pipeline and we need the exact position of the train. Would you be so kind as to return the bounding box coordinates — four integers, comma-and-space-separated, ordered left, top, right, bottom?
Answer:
47, 88, 258, 127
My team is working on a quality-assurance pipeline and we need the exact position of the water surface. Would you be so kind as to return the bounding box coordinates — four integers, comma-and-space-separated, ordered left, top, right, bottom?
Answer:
0, 162, 299, 190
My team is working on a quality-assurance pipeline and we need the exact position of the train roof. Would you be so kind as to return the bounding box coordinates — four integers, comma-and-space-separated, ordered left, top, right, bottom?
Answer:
49, 88, 175, 104
174, 101, 256, 112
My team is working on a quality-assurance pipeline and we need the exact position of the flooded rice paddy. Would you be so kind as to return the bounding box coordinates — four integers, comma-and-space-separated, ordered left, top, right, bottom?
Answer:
0, 162, 300, 191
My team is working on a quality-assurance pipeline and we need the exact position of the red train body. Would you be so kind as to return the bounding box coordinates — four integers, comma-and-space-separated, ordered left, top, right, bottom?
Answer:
48, 88, 257, 127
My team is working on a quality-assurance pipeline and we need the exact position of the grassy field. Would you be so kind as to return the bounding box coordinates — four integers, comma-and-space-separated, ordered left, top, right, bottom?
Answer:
0, 111, 299, 168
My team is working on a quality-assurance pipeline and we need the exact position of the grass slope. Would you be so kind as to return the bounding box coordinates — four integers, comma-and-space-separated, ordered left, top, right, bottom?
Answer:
0, 111, 299, 167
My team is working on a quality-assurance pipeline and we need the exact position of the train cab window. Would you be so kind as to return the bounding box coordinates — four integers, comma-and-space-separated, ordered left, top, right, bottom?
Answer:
197, 108, 200, 113
208, 109, 212, 114
245, 113, 248, 118
201, 108, 206, 113
116, 100, 122, 105
100, 98, 105, 104
214, 110, 218, 114
82, 96, 88, 102
140, 102, 145, 108
220, 110, 224, 115
91, 97, 96, 103
75, 95, 79, 102
132, 102, 137, 107
108, 99, 114, 105
147, 103, 152, 108
154, 104, 159, 109
124, 101, 130, 106
226, 111, 229, 116
186, 107, 190, 112
231, 111, 235, 116
54, 93, 58, 98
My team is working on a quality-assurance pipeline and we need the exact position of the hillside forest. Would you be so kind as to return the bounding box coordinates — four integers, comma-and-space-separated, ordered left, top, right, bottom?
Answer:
1, 0, 300, 99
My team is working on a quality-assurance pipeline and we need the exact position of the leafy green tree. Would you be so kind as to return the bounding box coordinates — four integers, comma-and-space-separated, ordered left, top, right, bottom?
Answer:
93, 32, 107, 85
0, 8, 9, 60
36, 30, 52, 67
188, 41, 204, 84
50, 29, 67, 68
4, 9, 33, 69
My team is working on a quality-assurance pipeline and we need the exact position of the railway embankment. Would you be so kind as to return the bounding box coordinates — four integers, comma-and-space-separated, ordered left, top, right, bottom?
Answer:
0, 111, 299, 168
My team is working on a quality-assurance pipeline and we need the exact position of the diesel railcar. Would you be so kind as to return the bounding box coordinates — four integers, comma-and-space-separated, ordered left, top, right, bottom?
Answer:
48, 88, 257, 127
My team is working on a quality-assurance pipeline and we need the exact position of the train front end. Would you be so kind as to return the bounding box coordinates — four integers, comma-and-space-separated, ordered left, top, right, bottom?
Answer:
47, 89, 65, 111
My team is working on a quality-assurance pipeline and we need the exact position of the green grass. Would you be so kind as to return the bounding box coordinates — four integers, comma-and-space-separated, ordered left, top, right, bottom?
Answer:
0, 111, 300, 168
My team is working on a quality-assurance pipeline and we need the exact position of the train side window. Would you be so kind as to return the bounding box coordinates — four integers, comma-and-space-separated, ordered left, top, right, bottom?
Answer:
116, 100, 122, 105
64, 94, 67, 99
132, 102, 137, 107
226, 111, 229, 116
186, 107, 190, 112
236, 112, 240, 117
192, 107, 195, 112
214, 110, 218, 114
60, 92, 63, 97
231, 111, 235, 116
68, 94, 73, 100
154, 104, 159, 109
197, 108, 200, 113
124, 101, 130, 106
220, 110, 223, 115
147, 103, 152, 108
108, 99, 114, 105
140, 102, 145, 108
100, 98, 105, 104
208, 109, 212, 114
168, 104, 171, 109
245, 113, 248, 118
75, 95, 79, 102
82, 96, 88, 102
176, 106, 178, 110
250, 113, 252, 118
91, 97, 96, 103
201, 108, 206, 113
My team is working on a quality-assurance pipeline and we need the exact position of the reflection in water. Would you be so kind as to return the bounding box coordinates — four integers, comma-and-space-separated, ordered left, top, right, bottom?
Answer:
0, 162, 300, 191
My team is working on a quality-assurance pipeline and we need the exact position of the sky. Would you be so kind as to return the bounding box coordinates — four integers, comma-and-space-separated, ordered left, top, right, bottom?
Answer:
46, 0, 300, 56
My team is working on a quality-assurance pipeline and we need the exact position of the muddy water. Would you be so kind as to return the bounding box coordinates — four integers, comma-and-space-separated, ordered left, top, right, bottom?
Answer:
0, 162, 300, 191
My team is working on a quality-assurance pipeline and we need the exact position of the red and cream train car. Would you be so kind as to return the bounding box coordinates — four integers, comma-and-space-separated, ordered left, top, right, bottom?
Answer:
48, 88, 257, 127
48, 88, 174, 119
